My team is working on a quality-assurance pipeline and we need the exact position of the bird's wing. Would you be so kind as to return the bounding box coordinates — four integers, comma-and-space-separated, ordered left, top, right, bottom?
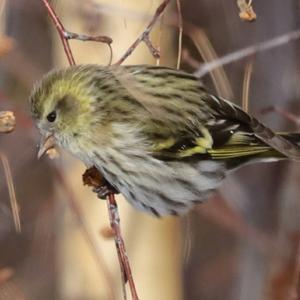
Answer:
117, 65, 300, 161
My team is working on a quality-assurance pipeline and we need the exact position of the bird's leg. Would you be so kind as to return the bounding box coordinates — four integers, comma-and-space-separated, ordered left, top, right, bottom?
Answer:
82, 166, 119, 199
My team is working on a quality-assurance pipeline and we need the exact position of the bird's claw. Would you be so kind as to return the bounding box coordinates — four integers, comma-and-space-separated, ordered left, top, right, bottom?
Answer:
93, 185, 111, 199
83, 166, 120, 200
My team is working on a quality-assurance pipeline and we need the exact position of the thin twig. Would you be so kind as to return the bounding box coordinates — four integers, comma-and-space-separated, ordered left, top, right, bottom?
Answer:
114, 0, 171, 65
155, 10, 164, 66
106, 194, 139, 300
41, 0, 75, 65
181, 48, 201, 69
83, 167, 140, 300
195, 28, 300, 78
65, 31, 113, 65
41, 0, 113, 65
188, 27, 233, 99
0, 152, 21, 233
242, 60, 254, 112
176, 0, 183, 69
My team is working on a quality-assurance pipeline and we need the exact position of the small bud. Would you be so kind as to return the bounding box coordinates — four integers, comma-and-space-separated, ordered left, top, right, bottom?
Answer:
0, 111, 16, 133
100, 226, 115, 239
237, 0, 257, 22
239, 9, 257, 22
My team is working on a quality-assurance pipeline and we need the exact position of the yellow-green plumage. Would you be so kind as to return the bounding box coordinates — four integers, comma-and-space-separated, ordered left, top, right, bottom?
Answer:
30, 64, 300, 216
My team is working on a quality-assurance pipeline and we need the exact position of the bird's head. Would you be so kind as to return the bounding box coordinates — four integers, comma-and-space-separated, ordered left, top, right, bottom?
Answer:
30, 65, 102, 159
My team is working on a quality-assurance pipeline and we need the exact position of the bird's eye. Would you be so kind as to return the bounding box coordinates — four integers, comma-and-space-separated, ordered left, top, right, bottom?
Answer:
47, 111, 57, 122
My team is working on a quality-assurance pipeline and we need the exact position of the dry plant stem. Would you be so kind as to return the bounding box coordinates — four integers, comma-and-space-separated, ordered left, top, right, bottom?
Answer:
41, 0, 113, 66
195, 28, 300, 78
155, 12, 164, 66
54, 168, 117, 300
176, 0, 183, 69
41, 0, 75, 65
114, 0, 171, 65
188, 28, 233, 99
242, 60, 254, 112
182, 48, 201, 69
107, 193, 139, 300
0, 152, 21, 233
82, 167, 137, 300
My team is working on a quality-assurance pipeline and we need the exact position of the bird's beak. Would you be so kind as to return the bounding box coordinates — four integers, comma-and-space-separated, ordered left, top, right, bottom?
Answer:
37, 134, 56, 159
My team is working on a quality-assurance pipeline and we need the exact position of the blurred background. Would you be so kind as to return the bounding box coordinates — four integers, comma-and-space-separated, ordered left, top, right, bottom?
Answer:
0, 0, 300, 299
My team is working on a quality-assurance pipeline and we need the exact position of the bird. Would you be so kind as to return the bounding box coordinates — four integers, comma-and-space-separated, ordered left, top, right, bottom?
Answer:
30, 64, 300, 217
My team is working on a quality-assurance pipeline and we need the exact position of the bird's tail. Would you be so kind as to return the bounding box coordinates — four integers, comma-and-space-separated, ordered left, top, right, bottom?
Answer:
218, 132, 300, 170
263, 132, 300, 158
279, 132, 300, 146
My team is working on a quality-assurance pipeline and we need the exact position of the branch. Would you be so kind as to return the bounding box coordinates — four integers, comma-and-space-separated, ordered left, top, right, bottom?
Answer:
195, 28, 300, 78
83, 167, 140, 300
107, 194, 139, 300
41, 0, 113, 65
114, 0, 171, 65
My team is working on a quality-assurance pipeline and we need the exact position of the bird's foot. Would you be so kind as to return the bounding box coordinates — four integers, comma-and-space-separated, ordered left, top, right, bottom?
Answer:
92, 183, 119, 199
82, 166, 119, 199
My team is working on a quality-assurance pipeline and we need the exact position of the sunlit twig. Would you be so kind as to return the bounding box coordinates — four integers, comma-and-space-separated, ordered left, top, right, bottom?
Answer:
0, 152, 20, 233
83, 167, 140, 300
114, 0, 171, 65
242, 60, 254, 112
176, 0, 183, 69
41, 0, 112, 66
195, 29, 300, 79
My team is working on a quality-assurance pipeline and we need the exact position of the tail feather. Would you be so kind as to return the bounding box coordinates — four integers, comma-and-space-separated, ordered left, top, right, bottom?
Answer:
223, 132, 300, 169
278, 132, 300, 145
250, 119, 300, 161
